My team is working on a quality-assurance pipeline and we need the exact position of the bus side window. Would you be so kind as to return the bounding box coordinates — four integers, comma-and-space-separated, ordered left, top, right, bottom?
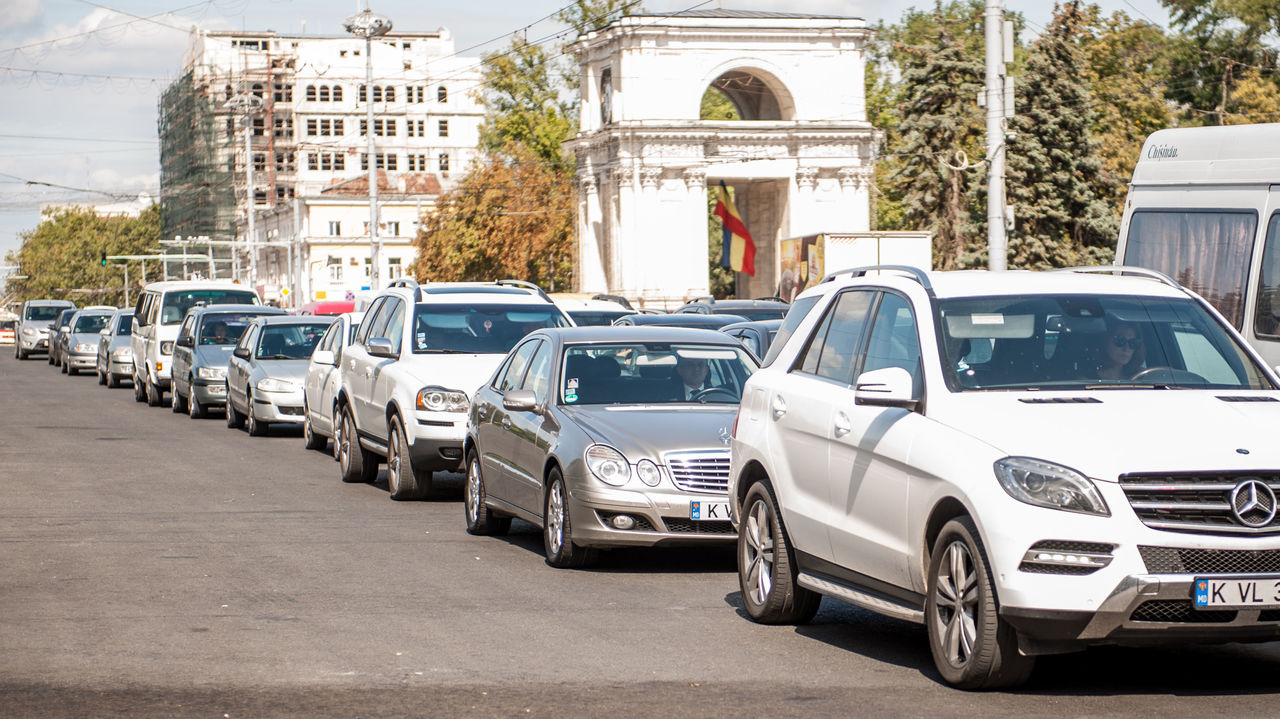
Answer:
1253, 213, 1280, 339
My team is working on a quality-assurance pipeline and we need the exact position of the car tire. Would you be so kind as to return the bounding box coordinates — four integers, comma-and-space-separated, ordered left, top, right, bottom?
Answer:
97, 366, 107, 385
331, 408, 343, 462
189, 390, 206, 419
926, 517, 1035, 690
146, 377, 163, 407
302, 401, 326, 450
465, 448, 510, 536
61, 360, 68, 374
47, 352, 54, 365
226, 390, 245, 429
133, 372, 147, 402
338, 407, 378, 484
246, 394, 268, 436
543, 469, 596, 568
107, 372, 120, 389
738, 481, 822, 624
17, 347, 26, 360
172, 386, 188, 414
387, 416, 429, 500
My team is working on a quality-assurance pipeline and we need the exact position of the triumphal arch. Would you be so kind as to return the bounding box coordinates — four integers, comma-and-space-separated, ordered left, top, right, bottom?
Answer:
565, 10, 878, 302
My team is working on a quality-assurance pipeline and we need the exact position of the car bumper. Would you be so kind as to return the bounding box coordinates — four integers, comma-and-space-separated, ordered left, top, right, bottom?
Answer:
192, 378, 227, 406
251, 388, 305, 424
108, 358, 134, 377
19, 334, 48, 352
67, 352, 97, 370
405, 410, 468, 472
564, 484, 736, 549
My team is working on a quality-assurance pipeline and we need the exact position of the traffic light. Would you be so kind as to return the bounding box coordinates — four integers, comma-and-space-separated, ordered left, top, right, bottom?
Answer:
100, 251, 107, 266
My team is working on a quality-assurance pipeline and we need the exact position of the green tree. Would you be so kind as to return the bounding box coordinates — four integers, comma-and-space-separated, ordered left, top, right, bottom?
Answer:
477, 36, 576, 164
1007, 1, 1121, 268
4, 204, 161, 306
882, 1, 987, 270
1160, 0, 1280, 125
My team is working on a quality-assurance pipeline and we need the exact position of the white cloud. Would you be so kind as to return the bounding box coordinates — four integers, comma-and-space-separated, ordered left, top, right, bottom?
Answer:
0, 0, 43, 33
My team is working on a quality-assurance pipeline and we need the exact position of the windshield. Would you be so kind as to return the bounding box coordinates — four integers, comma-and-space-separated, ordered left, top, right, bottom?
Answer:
72, 314, 110, 333
561, 343, 757, 405
161, 290, 257, 325
25, 305, 66, 322
201, 312, 275, 346
116, 316, 133, 335
567, 310, 633, 327
412, 304, 570, 354
939, 294, 1273, 391
0, 320, 15, 330
256, 322, 330, 360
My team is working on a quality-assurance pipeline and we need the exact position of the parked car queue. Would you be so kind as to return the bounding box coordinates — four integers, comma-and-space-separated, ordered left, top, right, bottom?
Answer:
15, 264, 1280, 690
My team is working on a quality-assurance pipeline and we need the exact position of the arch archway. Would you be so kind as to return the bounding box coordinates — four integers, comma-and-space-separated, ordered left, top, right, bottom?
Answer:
700, 65, 796, 121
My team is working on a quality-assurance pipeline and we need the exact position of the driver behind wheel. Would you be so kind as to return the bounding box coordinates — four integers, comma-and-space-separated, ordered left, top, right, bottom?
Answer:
1093, 317, 1144, 380
673, 356, 710, 400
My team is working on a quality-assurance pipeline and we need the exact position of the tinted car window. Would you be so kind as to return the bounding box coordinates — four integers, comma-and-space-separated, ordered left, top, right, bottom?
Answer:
73, 314, 110, 333
731, 308, 789, 321
160, 290, 258, 325
24, 305, 64, 322
256, 322, 331, 360
199, 312, 267, 345
762, 295, 819, 367
561, 343, 756, 405
116, 316, 133, 335
498, 340, 541, 393
413, 304, 569, 354
522, 340, 554, 404
861, 293, 922, 388
795, 291, 873, 382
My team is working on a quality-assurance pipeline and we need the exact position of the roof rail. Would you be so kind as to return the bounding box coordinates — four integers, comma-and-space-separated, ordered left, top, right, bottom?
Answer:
591, 293, 634, 310
686, 295, 715, 305
1055, 265, 1185, 291
495, 279, 552, 302
754, 296, 788, 303
820, 265, 934, 294
386, 277, 422, 301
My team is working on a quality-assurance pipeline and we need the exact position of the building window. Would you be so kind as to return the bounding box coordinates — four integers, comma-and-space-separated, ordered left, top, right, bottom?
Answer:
437, 119, 449, 137
362, 257, 372, 280
306, 118, 343, 137
252, 152, 266, 172
328, 221, 341, 237
437, 85, 447, 103
407, 86, 425, 103
438, 153, 450, 173
407, 154, 427, 171
273, 117, 293, 139
372, 86, 382, 103
273, 83, 293, 102
387, 257, 404, 279
406, 119, 425, 137
318, 85, 330, 102
384, 86, 396, 102
274, 185, 294, 200
327, 257, 343, 282
226, 118, 235, 138
306, 119, 316, 136
332, 85, 343, 102
305, 85, 316, 102
252, 117, 265, 137
359, 119, 395, 137
275, 152, 295, 172
307, 153, 318, 171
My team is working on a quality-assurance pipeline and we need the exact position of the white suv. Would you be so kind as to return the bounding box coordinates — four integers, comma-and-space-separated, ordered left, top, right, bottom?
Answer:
336, 279, 572, 500
730, 265, 1280, 689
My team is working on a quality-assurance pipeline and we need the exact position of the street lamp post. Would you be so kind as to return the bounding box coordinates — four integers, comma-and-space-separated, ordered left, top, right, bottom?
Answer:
344, 6, 393, 291
224, 92, 265, 287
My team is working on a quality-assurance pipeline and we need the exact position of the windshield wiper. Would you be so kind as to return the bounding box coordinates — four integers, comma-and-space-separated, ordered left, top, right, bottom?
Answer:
417, 348, 469, 354
258, 354, 298, 360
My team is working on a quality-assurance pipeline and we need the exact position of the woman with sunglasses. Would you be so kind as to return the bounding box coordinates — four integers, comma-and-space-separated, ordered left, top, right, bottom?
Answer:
1096, 319, 1144, 380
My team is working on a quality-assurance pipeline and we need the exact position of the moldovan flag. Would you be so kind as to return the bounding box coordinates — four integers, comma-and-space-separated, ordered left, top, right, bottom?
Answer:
714, 181, 756, 276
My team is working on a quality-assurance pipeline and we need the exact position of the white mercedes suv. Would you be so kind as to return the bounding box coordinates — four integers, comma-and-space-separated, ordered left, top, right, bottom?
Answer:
336, 279, 572, 500
729, 265, 1280, 689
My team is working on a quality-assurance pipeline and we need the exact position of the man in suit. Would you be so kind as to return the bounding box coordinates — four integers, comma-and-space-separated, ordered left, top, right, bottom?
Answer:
674, 356, 710, 400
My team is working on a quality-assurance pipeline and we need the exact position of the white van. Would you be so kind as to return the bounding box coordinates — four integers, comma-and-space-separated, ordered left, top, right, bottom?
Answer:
1116, 123, 1280, 370
131, 281, 260, 406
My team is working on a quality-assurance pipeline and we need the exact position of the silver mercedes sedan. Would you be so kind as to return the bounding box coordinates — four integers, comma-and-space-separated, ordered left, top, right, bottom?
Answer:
464, 326, 758, 568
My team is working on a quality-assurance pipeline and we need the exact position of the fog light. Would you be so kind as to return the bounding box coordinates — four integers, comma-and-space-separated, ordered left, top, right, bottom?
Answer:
611, 514, 636, 530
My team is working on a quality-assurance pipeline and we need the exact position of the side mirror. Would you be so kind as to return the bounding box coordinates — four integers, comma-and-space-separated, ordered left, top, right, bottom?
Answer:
503, 389, 538, 412
367, 337, 397, 359
312, 349, 336, 366
176, 335, 194, 348
99, 329, 110, 337
60, 325, 70, 333
233, 346, 251, 360
854, 367, 919, 411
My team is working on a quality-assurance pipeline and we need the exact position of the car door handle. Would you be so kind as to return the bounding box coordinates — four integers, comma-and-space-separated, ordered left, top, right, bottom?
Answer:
771, 394, 787, 420
834, 412, 851, 438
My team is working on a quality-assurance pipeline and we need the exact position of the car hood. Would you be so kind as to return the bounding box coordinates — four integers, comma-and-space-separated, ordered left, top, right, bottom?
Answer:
559, 405, 737, 462
401, 354, 507, 398
70, 332, 101, 346
932, 391, 1280, 481
252, 359, 310, 382
194, 345, 235, 367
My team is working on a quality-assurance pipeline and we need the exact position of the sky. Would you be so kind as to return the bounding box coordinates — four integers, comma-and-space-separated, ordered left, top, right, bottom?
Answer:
0, 0, 1173, 273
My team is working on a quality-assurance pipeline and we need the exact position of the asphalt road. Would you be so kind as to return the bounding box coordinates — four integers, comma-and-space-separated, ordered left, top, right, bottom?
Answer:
4, 352, 1280, 717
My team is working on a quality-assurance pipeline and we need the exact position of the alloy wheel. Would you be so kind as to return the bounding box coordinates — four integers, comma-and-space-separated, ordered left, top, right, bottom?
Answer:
465, 458, 481, 524
932, 540, 979, 668
742, 498, 775, 606
545, 481, 565, 555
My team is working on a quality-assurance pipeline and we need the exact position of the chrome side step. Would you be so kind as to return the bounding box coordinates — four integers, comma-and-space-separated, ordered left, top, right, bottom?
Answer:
797, 572, 925, 624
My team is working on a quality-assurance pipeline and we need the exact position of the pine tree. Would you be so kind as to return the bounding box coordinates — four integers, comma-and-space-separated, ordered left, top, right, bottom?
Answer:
1006, 1, 1120, 268
885, 2, 986, 270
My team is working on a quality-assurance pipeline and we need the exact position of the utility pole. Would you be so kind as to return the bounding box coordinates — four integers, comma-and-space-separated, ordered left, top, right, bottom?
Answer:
345, 6, 393, 291
984, 0, 1011, 271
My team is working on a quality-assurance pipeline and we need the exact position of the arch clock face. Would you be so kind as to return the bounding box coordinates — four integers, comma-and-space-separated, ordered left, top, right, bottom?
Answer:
600, 67, 613, 125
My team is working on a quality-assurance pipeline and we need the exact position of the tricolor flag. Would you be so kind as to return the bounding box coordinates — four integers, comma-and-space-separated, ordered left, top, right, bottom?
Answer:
713, 181, 756, 277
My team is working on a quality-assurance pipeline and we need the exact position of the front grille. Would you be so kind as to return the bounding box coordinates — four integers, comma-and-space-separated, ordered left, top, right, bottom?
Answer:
664, 450, 730, 494
1120, 472, 1280, 535
1018, 540, 1115, 575
1139, 545, 1280, 574
277, 405, 304, 416
661, 518, 735, 534
1259, 610, 1280, 622
1130, 600, 1236, 623
1018, 562, 1099, 575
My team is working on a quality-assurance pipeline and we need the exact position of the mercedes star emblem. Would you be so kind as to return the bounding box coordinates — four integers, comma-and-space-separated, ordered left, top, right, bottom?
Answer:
1230, 478, 1278, 528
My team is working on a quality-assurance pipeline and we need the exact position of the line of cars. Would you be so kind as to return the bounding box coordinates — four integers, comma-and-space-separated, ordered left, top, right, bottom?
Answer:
18, 263, 1280, 689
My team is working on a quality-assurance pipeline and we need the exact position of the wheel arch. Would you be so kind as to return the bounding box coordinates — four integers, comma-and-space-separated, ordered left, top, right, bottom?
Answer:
735, 459, 771, 509
921, 496, 975, 581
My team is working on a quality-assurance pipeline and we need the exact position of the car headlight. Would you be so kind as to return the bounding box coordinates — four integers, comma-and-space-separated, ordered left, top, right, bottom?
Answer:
22, 327, 35, 336
74, 343, 95, 353
160, 341, 174, 355
256, 377, 297, 392
416, 386, 469, 412
993, 457, 1109, 516
585, 444, 630, 487
636, 459, 662, 487
197, 366, 226, 381
111, 348, 132, 361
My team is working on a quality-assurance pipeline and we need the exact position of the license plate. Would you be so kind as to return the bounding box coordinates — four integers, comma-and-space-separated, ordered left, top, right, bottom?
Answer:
1194, 576, 1280, 609
208, 384, 225, 395
689, 500, 731, 521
